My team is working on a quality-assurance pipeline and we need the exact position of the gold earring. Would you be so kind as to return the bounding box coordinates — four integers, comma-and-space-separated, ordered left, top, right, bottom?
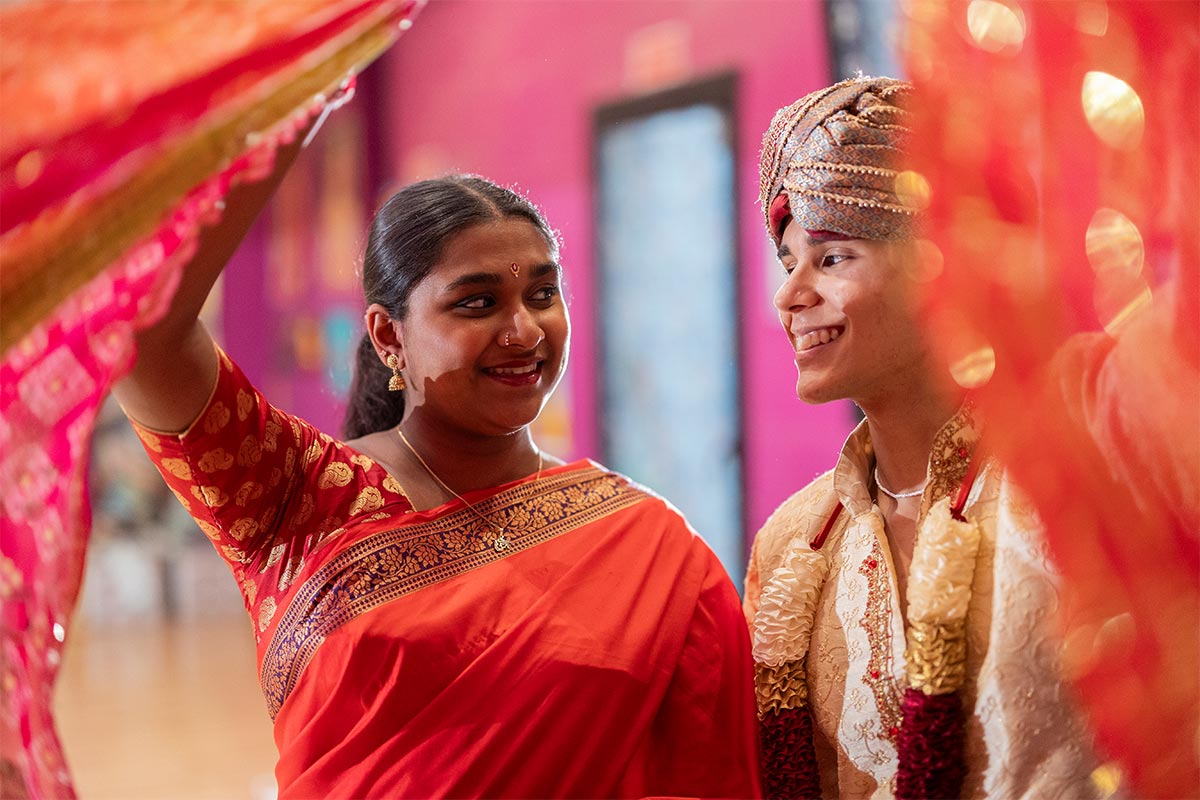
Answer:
386, 354, 406, 391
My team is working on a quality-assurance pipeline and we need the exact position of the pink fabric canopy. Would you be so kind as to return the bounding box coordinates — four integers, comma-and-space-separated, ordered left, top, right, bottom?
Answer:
0, 3, 419, 796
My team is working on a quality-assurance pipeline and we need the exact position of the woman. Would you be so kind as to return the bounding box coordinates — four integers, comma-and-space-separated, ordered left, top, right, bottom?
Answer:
113, 148, 761, 796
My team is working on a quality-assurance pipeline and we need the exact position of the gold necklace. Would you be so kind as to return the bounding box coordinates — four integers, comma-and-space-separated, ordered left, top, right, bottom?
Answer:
396, 428, 543, 552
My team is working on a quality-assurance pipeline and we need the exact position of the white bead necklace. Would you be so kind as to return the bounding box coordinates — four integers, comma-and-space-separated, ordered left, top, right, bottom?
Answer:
874, 466, 927, 500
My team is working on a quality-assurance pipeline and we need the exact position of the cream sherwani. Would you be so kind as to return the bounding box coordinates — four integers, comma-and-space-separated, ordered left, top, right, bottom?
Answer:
745, 406, 1105, 799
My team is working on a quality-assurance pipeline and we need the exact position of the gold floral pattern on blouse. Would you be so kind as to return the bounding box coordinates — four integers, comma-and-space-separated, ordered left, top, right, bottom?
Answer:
318, 461, 353, 489
203, 401, 231, 434
258, 596, 277, 632
238, 435, 262, 467
197, 448, 234, 473
348, 487, 383, 516
161, 457, 192, 480
131, 345, 412, 652
235, 481, 265, 506
237, 389, 254, 422
191, 484, 228, 508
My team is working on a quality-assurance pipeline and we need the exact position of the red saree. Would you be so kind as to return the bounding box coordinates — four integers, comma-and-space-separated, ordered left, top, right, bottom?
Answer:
134, 348, 762, 799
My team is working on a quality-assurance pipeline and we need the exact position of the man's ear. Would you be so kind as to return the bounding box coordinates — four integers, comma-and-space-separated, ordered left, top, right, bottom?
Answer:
364, 304, 404, 368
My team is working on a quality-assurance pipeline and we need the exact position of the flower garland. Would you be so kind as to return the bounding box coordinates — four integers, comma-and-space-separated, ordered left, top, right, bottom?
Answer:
752, 507, 836, 799
753, 468, 982, 799
896, 496, 982, 799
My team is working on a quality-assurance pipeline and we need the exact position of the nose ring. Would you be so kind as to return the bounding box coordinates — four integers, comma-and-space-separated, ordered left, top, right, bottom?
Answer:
504, 331, 511, 347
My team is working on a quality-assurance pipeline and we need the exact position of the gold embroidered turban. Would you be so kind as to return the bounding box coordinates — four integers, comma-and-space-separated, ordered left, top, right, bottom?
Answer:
759, 76, 917, 244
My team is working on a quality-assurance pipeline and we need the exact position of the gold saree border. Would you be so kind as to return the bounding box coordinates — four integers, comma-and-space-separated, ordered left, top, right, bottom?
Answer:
259, 464, 649, 719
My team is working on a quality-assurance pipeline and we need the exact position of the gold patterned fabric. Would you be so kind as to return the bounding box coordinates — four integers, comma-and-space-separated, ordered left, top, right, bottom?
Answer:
744, 408, 1107, 800
758, 76, 917, 244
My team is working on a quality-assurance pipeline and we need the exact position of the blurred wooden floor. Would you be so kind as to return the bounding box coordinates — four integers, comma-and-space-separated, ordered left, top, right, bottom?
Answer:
54, 617, 278, 800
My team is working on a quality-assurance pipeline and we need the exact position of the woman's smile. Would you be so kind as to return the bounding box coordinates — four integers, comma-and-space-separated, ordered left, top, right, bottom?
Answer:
483, 359, 544, 386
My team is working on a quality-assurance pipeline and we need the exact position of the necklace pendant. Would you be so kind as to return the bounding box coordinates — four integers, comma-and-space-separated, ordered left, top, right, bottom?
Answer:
493, 534, 510, 552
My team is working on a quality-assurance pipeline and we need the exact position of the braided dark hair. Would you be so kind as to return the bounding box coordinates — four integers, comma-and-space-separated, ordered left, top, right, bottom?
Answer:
342, 175, 559, 439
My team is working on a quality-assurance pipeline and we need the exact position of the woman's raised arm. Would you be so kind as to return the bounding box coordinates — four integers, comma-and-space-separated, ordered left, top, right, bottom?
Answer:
112, 125, 312, 433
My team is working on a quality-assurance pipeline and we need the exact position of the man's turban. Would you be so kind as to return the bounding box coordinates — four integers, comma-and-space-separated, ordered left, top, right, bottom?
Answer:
759, 76, 918, 244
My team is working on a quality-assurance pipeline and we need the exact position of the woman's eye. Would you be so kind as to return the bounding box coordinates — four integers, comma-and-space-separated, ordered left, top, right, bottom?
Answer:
820, 253, 849, 268
456, 295, 494, 310
531, 285, 560, 302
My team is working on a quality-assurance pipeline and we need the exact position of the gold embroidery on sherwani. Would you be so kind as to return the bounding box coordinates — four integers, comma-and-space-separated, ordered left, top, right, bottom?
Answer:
857, 537, 903, 740
924, 402, 979, 509
260, 465, 648, 719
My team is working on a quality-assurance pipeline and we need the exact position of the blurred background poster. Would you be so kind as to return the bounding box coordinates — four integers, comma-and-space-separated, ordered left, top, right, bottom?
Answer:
595, 75, 743, 576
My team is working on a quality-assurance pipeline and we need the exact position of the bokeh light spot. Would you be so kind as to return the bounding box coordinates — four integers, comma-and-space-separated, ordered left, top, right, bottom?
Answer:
1086, 208, 1144, 279
1100, 284, 1152, 337
1090, 762, 1122, 799
966, 0, 1027, 53
949, 345, 996, 388
1075, 0, 1109, 36
1082, 71, 1144, 150
1087, 208, 1152, 334
895, 170, 932, 211
15, 150, 44, 188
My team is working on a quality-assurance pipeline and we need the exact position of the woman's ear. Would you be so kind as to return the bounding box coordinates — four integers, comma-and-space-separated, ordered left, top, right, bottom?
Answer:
364, 304, 403, 368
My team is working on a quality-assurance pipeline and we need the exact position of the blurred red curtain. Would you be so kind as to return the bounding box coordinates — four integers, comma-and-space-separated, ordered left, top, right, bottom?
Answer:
905, 2, 1199, 796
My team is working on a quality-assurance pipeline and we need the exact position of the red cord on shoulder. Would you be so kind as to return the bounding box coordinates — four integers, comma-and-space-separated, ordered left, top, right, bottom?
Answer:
810, 502, 843, 550
951, 450, 984, 521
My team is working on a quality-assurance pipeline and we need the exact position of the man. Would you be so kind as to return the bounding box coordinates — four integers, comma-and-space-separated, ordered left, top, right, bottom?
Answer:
743, 76, 1106, 799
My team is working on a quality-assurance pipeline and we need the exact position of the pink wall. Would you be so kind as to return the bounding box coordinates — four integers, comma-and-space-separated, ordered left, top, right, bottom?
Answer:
350, 1, 858, 545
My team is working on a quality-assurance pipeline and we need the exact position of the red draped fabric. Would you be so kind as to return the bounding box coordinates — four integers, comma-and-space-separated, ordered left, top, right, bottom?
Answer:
132, 348, 762, 798
268, 481, 761, 799
904, 2, 1199, 796
0, 3, 417, 796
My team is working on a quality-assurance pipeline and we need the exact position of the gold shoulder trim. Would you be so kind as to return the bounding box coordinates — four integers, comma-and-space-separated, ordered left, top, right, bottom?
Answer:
259, 464, 647, 719
925, 401, 982, 508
